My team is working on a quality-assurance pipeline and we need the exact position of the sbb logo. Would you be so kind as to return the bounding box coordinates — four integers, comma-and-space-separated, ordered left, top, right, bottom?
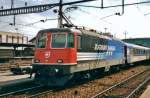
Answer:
45, 51, 50, 58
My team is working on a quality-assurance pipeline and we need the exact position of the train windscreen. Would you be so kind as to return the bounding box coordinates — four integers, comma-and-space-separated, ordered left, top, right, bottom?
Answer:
52, 33, 66, 48
36, 33, 46, 48
51, 33, 74, 48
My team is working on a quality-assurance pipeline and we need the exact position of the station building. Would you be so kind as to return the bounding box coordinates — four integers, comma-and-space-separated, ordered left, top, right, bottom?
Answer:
0, 31, 34, 63
0, 31, 28, 44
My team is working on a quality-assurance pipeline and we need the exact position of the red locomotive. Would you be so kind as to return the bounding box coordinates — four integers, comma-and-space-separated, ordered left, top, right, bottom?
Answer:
32, 28, 150, 86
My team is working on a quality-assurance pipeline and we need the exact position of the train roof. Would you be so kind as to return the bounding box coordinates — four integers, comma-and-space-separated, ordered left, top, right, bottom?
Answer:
38, 28, 82, 34
125, 43, 150, 50
38, 28, 117, 40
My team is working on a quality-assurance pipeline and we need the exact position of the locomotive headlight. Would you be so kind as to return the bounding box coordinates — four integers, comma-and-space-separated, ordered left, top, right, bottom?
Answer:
55, 69, 59, 73
57, 59, 63, 63
34, 59, 40, 63
45, 59, 49, 63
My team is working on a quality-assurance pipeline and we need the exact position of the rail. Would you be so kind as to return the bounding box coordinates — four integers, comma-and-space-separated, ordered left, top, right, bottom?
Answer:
28, 89, 53, 98
126, 76, 150, 98
0, 85, 43, 97
91, 68, 150, 98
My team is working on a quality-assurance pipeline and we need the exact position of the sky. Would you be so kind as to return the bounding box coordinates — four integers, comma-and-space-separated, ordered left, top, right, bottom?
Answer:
0, 0, 150, 39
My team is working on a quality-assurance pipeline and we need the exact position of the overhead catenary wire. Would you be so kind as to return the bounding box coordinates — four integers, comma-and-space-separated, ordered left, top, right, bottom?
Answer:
144, 12, 150, 15
134, 0, 146, 16
0, 20, 45, 29
144, 10, 150, 16
71, 7, 127, 35
25, 18, 58, 26
73, 1, 150, 9
76, 7, 113, 24
0, 18, 58, 28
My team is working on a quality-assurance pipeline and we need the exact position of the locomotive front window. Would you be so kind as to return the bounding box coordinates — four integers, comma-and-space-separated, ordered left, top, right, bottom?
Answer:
52, 33, 66, 48
36, 33, 46, 48
67, 33, 74, 48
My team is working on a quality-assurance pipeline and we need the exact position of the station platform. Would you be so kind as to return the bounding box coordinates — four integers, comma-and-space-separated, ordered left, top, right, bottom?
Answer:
140, 85, 150, 98
0, 71, 33, 87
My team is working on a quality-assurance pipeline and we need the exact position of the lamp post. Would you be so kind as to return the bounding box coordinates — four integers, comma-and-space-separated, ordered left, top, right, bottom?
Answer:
123, 31, 128, 41
104, 28, 107, 33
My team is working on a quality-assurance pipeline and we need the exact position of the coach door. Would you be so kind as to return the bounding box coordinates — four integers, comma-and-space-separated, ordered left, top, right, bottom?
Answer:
124, 45, 127, 64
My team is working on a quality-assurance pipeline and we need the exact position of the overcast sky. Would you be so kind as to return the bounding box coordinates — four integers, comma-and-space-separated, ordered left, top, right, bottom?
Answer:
0, 0, 150, 39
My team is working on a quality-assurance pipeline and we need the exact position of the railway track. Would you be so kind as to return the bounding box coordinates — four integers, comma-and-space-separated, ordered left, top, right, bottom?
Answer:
0, 80, 59, 98
126, 77, 150, 98
0, 65, 149, 98
0, 85, 43, 97
91, 68, 150, 98
0, 78, 44, 98
22, 67, 150, 98
28, 89, 53, 98
26, 66, 149, 98
0, 84, 63, 98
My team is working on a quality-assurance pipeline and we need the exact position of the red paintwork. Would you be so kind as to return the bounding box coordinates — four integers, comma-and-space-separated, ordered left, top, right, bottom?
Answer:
34, 32, 77, 64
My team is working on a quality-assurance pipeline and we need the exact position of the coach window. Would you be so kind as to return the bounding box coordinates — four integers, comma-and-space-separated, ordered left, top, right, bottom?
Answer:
77, 36, 81, 49
67, 33, 74, 48
143, 50, 146, 54
133, 49, 136, 55
141, 50, 144, 55
36, 33, 46, 48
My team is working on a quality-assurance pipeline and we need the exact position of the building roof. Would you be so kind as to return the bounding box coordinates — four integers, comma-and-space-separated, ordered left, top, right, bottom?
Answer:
29, 36, 36, 42
0, 31, 25, 36
123, 38, 150, 48
0, 43, 35, 47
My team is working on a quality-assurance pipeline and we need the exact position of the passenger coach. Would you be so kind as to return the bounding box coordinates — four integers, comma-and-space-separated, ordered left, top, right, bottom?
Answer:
125, 43, 150, 64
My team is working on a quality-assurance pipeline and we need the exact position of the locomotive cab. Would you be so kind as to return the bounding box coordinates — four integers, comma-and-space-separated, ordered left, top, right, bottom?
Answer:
32, 28, 77, 86
34, 29, 77, 65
